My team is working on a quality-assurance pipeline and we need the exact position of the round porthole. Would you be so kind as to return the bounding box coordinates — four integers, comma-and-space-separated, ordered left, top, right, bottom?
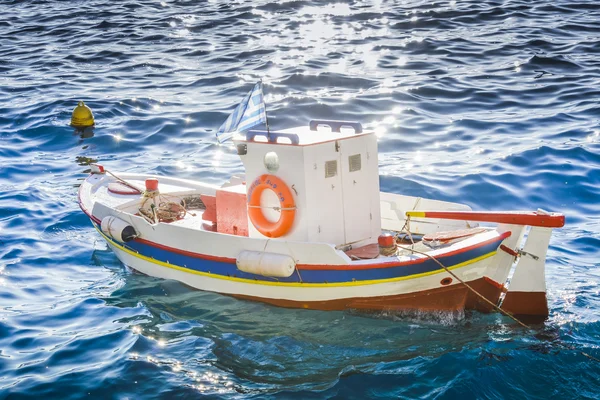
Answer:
264, 151, 279, 173
440, 277, 453, 286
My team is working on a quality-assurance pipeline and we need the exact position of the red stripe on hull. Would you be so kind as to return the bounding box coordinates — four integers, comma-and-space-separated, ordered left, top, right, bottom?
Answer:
231, 277, 503, 313
134, 237, 236, 264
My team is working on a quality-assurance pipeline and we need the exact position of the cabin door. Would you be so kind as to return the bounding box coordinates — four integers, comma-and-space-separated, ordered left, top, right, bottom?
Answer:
340, 139, 373, 244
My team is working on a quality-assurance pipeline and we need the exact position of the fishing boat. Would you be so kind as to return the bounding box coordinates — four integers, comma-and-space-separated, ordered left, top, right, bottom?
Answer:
78, 83, 564, 318
78, 119, 565, 318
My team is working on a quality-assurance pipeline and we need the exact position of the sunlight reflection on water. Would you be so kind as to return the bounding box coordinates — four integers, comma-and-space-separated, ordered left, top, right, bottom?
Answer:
1, 0, 599, 397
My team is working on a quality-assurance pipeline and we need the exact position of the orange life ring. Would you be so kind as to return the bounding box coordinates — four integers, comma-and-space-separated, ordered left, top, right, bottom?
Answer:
247, 174, 296, 238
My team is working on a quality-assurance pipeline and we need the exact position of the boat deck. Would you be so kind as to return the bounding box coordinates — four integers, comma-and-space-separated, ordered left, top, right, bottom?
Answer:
80, 171, 508, 268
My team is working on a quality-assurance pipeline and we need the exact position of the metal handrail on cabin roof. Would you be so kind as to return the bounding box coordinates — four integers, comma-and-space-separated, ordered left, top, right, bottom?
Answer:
244, 120, 364, 145
245, 130, 300, 145
308, 120, 363, 133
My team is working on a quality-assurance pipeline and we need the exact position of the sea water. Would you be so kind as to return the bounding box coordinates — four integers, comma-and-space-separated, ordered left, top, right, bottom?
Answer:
1, 0, 599, 398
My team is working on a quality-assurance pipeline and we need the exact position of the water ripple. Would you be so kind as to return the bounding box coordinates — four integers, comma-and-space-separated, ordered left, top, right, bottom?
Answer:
1, 0, 599, 398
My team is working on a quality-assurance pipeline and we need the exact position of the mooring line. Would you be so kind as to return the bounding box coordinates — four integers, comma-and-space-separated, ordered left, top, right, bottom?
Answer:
405, 246, 530, 329
403, 244, 598, 362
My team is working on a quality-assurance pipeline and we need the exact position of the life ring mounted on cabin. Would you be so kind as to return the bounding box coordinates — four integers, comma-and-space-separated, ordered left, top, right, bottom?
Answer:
247, 174, 296, 238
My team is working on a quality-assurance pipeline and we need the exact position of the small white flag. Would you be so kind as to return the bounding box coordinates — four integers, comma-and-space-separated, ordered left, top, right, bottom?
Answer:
216, 81, 267, 143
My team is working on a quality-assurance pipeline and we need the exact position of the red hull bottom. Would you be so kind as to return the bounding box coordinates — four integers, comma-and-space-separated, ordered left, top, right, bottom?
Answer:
233, 277, 504, 313
501, 291, 549, 318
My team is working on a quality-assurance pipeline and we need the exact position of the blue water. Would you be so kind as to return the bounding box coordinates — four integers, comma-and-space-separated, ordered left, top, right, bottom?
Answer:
1, 0, 599, 398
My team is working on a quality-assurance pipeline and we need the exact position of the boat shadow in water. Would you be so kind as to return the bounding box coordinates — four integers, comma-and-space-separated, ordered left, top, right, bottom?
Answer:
91, 250, 574, 390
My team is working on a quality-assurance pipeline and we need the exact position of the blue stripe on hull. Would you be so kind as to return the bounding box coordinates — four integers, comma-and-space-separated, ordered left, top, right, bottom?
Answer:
99, 225, 504, 284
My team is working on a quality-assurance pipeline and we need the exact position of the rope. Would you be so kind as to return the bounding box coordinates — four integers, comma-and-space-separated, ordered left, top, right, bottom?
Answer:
581, 352, 600, 362
402, 245, 530, 329
400, 215, 417, 249
379, 245, 398, 257
396, 215, 526, 324
136, 187, 187, 224
397, 216, 598, 362
106, 169, 189, 224
139, 196, 186, 223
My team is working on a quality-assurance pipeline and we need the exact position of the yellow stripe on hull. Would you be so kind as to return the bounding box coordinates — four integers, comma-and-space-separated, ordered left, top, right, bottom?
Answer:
97, 226, 497, 288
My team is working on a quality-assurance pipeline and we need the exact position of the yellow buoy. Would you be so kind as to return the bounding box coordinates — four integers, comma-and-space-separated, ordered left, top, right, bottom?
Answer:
71, 101, 95, 128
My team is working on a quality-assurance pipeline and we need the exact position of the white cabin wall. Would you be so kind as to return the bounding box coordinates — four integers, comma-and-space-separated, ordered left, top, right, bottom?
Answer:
339, 133, 381, 244
304, 140, 345, 245
239, 142, 309, 242
367, 134, 382, 240
235, 130, 381, 247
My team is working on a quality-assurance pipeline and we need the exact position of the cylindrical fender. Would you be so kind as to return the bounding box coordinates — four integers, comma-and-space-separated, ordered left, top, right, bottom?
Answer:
101, 216, 137, 242
236, 250, 296, 278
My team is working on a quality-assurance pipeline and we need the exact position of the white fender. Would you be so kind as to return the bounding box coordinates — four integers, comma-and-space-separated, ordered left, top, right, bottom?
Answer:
236, 251, 296, 278
101, 216, 137, 243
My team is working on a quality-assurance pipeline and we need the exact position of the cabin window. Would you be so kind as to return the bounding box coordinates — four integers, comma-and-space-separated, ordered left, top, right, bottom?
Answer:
349, 154, 361, 172
264, 152, 279, 173
325, 160, 337, 178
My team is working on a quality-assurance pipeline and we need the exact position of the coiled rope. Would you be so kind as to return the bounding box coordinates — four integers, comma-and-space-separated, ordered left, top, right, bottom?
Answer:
139, 190, 186, 224
102, 169, 187, 224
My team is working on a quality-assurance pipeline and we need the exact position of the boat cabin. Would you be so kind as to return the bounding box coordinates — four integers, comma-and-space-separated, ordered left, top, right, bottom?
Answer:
222, 120, 381, 247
